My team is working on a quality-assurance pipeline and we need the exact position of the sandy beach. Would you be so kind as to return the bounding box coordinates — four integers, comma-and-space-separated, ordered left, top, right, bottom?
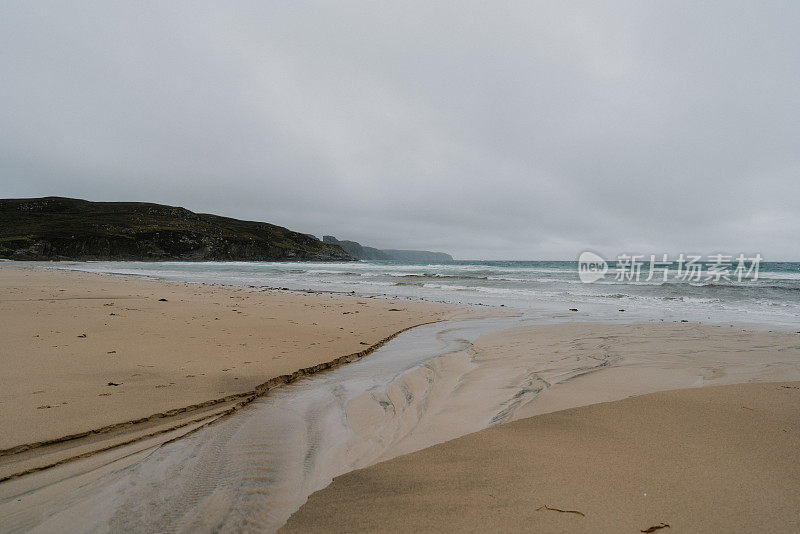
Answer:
284, 381, 800, 533
0, 267, 457, 460
3, 266, 800, 533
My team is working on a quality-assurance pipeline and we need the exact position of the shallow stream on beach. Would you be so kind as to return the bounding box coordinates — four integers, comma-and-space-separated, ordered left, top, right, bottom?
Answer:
2, 316, 529, 531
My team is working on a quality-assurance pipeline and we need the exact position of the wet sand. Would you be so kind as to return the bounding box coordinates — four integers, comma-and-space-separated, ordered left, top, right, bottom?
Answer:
284, 381, 800, 533
357, 321, 800, 460
0, 267, 457, 454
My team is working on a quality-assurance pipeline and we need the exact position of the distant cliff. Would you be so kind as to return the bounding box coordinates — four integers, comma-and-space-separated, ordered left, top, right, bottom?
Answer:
0, 197, 354, 262
380, 249, 454, 263
321, 237, 392, 260
322, 236, 453, 263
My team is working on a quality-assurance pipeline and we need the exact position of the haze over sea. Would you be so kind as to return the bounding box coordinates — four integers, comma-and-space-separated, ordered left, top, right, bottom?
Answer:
59, 260, 800, 327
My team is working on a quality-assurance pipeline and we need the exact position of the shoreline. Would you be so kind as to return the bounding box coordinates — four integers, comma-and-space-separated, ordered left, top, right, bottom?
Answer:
34, 258, 800, 329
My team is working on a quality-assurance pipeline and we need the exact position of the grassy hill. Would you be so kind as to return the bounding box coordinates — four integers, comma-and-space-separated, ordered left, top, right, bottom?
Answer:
0, 197, 353, 262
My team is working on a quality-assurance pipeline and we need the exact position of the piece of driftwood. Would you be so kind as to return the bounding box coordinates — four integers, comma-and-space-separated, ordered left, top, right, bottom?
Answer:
641, 522, 670, 532
536, 505, 585, 517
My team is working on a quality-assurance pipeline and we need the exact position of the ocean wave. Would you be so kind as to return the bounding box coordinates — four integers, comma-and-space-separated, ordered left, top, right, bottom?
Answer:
306, 269, 359, 276
61, 261, 800, 326
422, 283, 471, 291
647, 281, 800, 292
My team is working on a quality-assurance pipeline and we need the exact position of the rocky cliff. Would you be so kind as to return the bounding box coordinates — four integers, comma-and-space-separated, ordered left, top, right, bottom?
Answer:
322, 236, 453, 263
380, 249, 454, 263
0, 197, 354, 262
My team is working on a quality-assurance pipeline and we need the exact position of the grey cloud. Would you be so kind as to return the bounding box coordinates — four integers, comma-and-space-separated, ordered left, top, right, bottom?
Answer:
1, 1, 798, 259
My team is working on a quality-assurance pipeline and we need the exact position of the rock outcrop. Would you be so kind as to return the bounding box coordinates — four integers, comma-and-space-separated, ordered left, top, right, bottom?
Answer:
0, 197, 354, 262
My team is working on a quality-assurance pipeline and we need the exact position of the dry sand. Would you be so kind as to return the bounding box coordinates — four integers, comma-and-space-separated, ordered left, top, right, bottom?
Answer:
283, 381, 800, 533
0, 267, 457, 452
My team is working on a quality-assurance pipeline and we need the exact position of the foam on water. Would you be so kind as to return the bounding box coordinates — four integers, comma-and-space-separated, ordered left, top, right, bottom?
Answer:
59, 260, 800, 327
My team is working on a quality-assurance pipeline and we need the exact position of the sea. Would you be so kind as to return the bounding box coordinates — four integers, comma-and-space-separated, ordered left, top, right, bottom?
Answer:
57, 259, 800, 327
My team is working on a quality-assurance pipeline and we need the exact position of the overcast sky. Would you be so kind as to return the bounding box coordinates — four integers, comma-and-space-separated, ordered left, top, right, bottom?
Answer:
1, 1, 798, 260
